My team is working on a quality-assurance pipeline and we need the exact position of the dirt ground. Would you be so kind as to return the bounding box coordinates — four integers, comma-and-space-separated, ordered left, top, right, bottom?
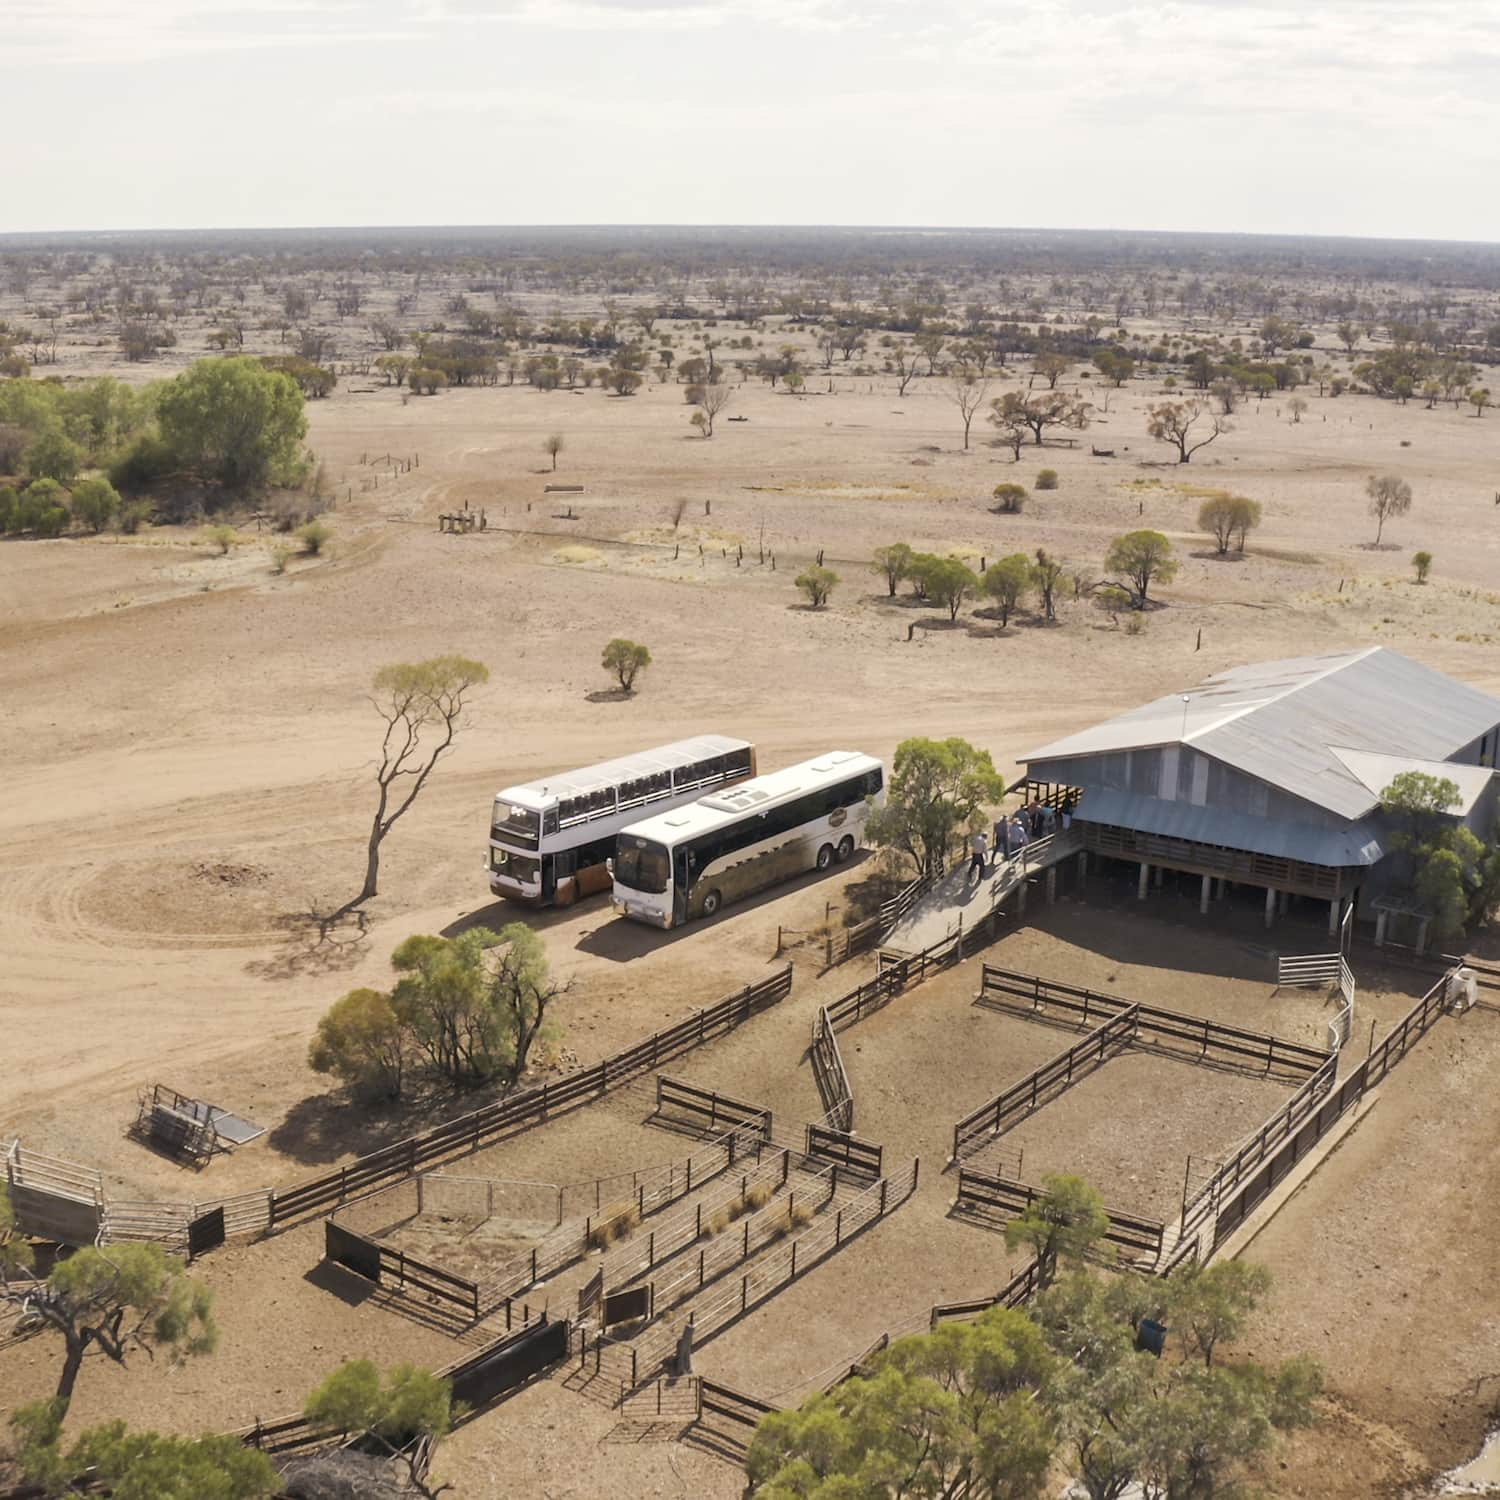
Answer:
2, 289, 1499, 1496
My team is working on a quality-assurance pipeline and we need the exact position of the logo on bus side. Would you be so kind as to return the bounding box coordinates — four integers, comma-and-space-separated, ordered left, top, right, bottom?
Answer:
829, 807, 848, 828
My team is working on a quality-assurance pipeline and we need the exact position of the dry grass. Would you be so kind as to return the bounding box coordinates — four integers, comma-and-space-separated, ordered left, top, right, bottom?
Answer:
586, 1201, 640, 1249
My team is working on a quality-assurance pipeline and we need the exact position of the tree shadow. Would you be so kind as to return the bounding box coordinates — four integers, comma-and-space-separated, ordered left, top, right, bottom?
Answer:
585, 686, 634, 703
244, 904, 371, 981
1189, 549, 1248, 563
268, 1079, 485, 1166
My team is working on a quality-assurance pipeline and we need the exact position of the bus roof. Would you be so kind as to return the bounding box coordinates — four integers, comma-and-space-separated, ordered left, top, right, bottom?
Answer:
496, 735, 753, 810
619, 751, 881, 843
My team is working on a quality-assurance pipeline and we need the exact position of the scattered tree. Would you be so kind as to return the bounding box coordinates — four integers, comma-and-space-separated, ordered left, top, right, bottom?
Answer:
7, 1404, 277, 1500
69, 476, 120, 532
795, 564, 838, 609
1030, 549, 1065, 622
983, 554, 1031, 628
309, 988, 408, 1099
1365, 473, 1413, 545
1146, 399, 1229, 463
993, 390, 1091, 447
866, 736, 1005, 876
1104, 529, 1179, 606
1380, 772, 1500, 938
155, 357, 308, 491
690, 383, 733, 437
356, 656, 489, 906
1005, 1173, 1110, 1288
605, 368, 642, 396
1288, 396, 1308, 424
992, 482, 1028, 514
602, 637, 651, 692
303, 1360, 453, 1500
543, 433, 564, 470
871, 541, 915, 597
1412, 549, 1433, 583
947, 375, 991, 449
1034, 352, 1074, 389
1035, 467, 1059, 491
24, 428, 82, 484
1, 1244, 217, 1406
1197, 492, 1262, 556
201, 522, 236, 555
1469, 387, 1491, 416
912, 554, 979, 621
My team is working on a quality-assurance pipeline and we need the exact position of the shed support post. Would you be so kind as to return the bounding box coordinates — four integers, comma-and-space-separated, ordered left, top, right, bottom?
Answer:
1200, 874, 1211, 915
1046, 868, 1057, 905
1374, 909, 1387, 947
1264, 886, 1277, 929
1017, 879, 1027, 914
1328, 898, 1340, 936
1153, 864, 1164, 888
1138, 862, 1150, 901
1076, 851, 1088, 881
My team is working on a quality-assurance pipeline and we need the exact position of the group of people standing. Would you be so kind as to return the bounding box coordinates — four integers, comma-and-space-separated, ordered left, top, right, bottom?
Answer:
968, 797, 1069, 882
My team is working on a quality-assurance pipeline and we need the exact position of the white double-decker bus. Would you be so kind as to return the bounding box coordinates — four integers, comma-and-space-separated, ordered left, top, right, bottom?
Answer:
611, 751, 885, 928
488, 736, 756, 908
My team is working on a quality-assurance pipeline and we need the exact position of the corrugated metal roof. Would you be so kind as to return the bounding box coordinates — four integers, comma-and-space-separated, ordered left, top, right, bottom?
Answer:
1075, 789, 1387, 867
1022, 649, 1500, 820
1328, 748, 1495, 815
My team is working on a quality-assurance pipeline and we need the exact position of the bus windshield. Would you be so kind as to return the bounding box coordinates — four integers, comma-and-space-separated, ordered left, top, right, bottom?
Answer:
614, 836, 670, 893
493, 799, 541, 846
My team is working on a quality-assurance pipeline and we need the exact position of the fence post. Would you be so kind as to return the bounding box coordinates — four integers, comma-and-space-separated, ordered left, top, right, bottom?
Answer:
879, 1180, 888, 1214
417, 1176, 424, 1215
791, 1240, 797, 1278
836, 1209, 843, 1246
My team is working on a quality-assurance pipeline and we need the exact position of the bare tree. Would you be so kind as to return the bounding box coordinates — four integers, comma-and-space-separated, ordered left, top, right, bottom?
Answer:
947, 376, 991, 450
691, 383, 733, 438
890, 343, 920, 396
543, 434, 564, 470
357, 657, 489, 907
1146, 400, 1229, 463
1366, 474, 1412, 545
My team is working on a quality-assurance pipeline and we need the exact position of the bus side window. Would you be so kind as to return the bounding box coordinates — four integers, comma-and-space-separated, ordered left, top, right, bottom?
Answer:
544, 810, 560, 834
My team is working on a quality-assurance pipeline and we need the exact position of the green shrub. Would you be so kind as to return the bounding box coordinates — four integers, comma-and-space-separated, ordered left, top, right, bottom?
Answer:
201, 523, 237, 555
70, 477, 121, 533
1412, 550, 1433, 583
270, 543, 292, 575
108, 432, 177, 494
33, 505, 69, 538
25, 429, 83, 485
296, 520, 331, 556
1036, 468, 1059, 491
118, 499, 153, 534
0, 486, 15, 533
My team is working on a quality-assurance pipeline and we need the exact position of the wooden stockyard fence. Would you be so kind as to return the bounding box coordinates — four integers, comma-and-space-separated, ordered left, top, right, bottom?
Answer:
238, 1314, 571, 1458
810, 1006, 853, 1132
653, 1077, 772, 1140
977, 967, 1330, 1077
954, 1169, 1166, 1260
331, 1115, 778, 1323
952, 1005, 1142, 1162
4, 966, 793, 1255
578, 1156, 921, 1392
823, 860, 946, 966
1167, 968, 1459, 1260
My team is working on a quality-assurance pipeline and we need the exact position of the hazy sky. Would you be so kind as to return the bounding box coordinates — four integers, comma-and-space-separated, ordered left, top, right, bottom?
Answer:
8, 0, 1498, 240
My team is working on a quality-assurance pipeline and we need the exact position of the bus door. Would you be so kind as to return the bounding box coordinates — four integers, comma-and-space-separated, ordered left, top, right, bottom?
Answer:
540, 854, 557, 904
673, 849, 690, 926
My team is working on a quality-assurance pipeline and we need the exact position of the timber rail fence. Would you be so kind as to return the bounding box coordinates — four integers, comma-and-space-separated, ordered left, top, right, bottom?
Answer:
5, 967, 793, 1254
331, 1116, 776, 1321
580, 1157, 921, 1391
952, 1007, 1140, 1162
810, 1007, 853, 1132
978, 967, 1329, 1078
1177, 969, 1458, 1253
954, 1170, 1166, 1260
237, 1315, 572, 1459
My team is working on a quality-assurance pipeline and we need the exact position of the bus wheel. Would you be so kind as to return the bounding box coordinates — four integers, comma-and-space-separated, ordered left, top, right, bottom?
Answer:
701, 889, 722, 917
836, 836, 855, 863
815, 843, 835, 871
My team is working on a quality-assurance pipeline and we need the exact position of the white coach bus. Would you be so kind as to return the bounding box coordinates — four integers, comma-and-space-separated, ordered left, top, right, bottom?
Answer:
488, 736, 756, 907
611, 751, 885, 928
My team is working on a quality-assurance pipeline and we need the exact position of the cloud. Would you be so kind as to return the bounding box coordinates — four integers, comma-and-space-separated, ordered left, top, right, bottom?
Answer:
10, 0, 431, 64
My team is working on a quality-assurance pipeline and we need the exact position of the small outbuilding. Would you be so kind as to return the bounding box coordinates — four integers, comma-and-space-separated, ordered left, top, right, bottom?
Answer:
1020, 648, 1500, 935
